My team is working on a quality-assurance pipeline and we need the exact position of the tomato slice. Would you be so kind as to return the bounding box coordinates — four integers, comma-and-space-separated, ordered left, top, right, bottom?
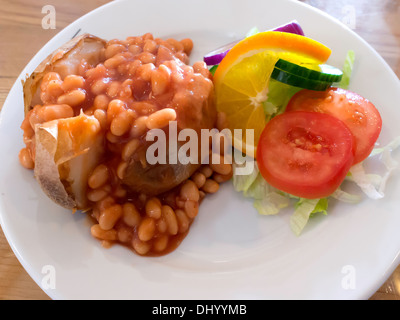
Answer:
256, 111, 354, 199
286, 87, 382, 164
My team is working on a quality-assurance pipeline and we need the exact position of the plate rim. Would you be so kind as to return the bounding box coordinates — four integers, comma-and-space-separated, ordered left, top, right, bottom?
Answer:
1, 0, 399, 300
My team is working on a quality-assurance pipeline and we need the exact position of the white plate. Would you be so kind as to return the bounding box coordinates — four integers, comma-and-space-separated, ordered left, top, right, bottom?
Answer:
1, 0, 399, 300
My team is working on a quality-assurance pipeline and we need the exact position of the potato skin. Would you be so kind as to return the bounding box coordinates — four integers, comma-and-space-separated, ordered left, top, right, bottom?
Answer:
34, 121, 76, 209
33, 113, 104, 211
22, 33, 106, 116
22, 34, 107, 210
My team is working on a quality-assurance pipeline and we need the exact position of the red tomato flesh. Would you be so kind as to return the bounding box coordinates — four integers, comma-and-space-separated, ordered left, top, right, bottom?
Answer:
286, 87, 382, 164
256, 111, 354, 199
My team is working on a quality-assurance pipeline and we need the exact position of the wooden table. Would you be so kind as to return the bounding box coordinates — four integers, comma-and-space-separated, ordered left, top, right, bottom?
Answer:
0, 0, 399, 300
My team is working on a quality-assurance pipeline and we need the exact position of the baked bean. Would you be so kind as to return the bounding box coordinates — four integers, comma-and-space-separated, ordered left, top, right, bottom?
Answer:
199, 190, 206, 200
138, 217, 156, 241
117, 62, 130, 76
106, 81, 122, 98
137, 62, 155, 81
151, 64, 171, 96
104, 54, 126, 69
106, 131, 120, 143
157, 218, 168, 234
209, 153, 232, 175
162, 205, 178, 236
138, 52, 156, 65
62, 75, 85, 91
57, 89, 86, 107
143, 39, 158, 54
119, 79, 133, 99
184, 200, 199, 219
32, 104, 74, 125
105, 44, 126, 59
122, 202, 141, 227
193, 61, 210, 78
107, 99, 126, 121
99, 204, 122, 230
202, 179, 220, 193
91, 79, 108, 95
88, 164, 109, 189
101, 240, 113, 248
175, 209, 190, 234
18, 148, 34, 169
96, 195, 115, 211
122, 138, 140, 161
91, 224, 117, 241
213, 171, 233, 183
87, 184, 112, 202
128, 44, 142, 55
153, 235, 169, 252
132, 101, 157, 115
116, 161, 128, 179
199, 166, 213, 178
93, 94, 110, 110
42, 80, 64, 103
130, 116, 148, 137
145, 197, 162, 219
40, 72, 62, 92
191, 172, 206, 189
166, 38, 184, 52
175, 197, 185, 209
180, 180, 200, 202
113, 185, 127, 198
128, 59, 142, 76
180, 38, 193, 55
145, 108, 176, 129
175, 52, 189, 64
110, 111, 133, 136
117, 227, 132, 243
107, 39, 126, 46
85, 64, 107, 80
132, 237, 151, 255
143, 33, 154, 41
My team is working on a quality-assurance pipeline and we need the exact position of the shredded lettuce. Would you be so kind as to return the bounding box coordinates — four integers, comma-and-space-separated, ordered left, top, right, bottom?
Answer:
263, 79, 302, 118
232, 160, 290, 215
232, 135, 400, 236
290, 198, 328, 236
331, 187, 362, 204
229, 45, 400, 236
246, 26, 260, 38
347, 136, 400, 199
337, 50, 355, 89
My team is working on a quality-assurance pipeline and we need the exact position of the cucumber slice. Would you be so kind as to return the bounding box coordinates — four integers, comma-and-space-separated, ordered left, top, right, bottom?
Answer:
274, 59, 343, 83
271, 67, 333, 91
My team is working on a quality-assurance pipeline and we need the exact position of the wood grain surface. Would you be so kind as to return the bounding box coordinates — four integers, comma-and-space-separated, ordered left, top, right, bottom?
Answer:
0, 0, 399, 300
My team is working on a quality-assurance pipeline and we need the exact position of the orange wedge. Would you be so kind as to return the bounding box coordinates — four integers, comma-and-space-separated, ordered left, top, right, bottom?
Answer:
214, 31, 332, 158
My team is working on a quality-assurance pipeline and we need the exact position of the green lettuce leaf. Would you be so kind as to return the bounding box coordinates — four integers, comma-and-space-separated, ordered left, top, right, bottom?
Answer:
290, 198, 328, 236
337, 50, 355, 89
263, 79, 302, 118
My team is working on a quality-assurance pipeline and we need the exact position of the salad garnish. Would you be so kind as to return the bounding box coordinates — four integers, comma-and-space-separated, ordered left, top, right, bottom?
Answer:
210, 23, 400, 235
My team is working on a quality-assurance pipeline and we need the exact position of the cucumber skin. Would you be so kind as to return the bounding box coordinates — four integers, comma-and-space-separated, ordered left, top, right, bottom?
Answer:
271, 68, 333, 91
275, 59, 343, 83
